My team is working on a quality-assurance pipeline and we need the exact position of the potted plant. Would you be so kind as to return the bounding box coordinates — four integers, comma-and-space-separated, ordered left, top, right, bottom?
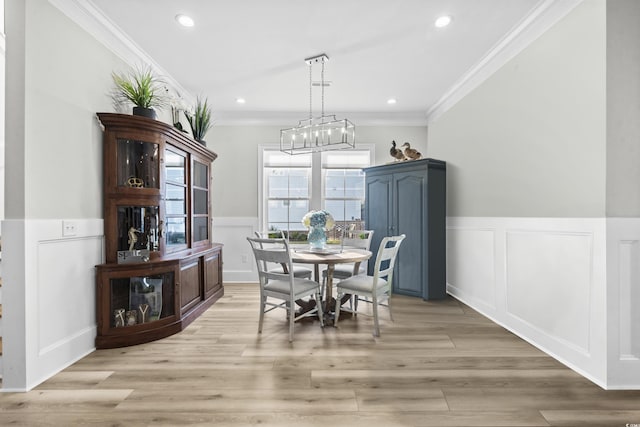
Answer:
112, 65, 168, 119
184, 96, 212, 144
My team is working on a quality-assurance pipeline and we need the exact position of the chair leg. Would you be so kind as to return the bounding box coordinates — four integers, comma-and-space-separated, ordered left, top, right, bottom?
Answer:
258, 295, 266, 333
334, 291, 341, 327
372, 294, 380, 337
316, 291, 325, 327
387, 294, 394, 322
289, 299, 295, 342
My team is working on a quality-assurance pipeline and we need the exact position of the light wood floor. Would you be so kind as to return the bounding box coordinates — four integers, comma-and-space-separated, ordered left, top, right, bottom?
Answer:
1, 283, 640, 426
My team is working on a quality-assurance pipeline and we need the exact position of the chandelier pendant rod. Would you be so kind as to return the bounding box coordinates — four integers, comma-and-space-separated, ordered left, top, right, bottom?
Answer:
280, 53, 354, 155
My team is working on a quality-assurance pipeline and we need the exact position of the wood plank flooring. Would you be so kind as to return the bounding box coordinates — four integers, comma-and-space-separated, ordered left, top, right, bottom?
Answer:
1, 283, 640, 426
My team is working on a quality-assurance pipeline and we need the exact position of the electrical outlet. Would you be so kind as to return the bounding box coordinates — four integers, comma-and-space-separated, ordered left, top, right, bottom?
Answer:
241, 255, 248, 263
62, 220, 77, 237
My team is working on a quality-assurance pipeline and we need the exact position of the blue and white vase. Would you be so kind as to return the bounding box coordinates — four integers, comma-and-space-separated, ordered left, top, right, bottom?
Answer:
308, 225, 327, 250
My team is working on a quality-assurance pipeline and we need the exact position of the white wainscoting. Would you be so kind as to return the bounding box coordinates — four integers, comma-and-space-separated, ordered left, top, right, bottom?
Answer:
606, 218, 640, 389
207, 215, 640, 389
213, 217, 258, 283
446, 217, 609, 388
2, 219, 104, 391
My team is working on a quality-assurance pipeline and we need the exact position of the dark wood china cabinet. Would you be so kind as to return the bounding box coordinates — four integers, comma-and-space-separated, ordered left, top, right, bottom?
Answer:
95, 113, 223, 349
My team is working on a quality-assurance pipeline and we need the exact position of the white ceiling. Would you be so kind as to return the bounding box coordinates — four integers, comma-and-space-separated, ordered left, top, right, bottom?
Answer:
85, 0, 568, 125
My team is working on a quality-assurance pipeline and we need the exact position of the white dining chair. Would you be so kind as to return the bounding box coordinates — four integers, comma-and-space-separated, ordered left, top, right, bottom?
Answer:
334, 234, 405, 337
321, 229, 373, 283
247, 236, 324, 342
254, 230, 313, 279
321, 229, 374, 307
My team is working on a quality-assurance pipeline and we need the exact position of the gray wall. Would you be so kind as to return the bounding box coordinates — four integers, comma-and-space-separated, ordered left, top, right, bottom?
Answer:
208, 125, 429, 217
606, 0, 640, 217
6, 0, 131, 220
427, 0, 606, 218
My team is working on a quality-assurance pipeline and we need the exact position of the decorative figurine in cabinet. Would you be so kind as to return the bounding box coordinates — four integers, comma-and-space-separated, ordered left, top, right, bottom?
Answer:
95, 113, 223, 348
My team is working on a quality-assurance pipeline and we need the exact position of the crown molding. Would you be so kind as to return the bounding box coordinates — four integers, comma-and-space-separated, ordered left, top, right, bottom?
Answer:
48, 0, 583, 127
47, 0, 195, 104
425, 0, 584, 124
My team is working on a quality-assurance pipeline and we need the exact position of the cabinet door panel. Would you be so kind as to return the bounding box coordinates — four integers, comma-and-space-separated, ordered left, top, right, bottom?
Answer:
180, 260, 201, 312
364, 175, 393, 275
393, 172, 427, 297
204, 251, 221, 298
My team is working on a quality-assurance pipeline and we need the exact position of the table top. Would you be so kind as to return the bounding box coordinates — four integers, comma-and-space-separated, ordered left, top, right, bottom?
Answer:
291, 248, 372, 265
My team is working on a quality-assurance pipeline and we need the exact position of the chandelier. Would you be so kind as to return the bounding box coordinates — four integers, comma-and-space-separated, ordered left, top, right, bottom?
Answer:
280, 54, 355, 155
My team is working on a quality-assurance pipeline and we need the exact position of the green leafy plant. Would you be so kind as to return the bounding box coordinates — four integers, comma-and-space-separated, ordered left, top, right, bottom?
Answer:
111, 65, 168, 110
288, 231, 308, 242
184, 97, 213, 142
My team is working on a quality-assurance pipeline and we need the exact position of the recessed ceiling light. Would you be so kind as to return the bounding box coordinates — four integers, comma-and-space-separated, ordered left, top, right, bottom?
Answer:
434, 15, 452, 28
175, 14, 194, 27
387, 98, 397, 105
236, 98, 246, 104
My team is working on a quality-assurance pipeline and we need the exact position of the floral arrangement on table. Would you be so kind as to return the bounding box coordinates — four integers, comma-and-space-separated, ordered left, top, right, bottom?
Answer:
302, 210, 335, 250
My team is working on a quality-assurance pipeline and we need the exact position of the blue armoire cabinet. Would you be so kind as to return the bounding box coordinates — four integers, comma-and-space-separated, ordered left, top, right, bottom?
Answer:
363, 158, 446, 300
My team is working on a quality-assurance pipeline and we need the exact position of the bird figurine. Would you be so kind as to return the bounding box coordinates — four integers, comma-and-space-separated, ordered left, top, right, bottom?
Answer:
401, 142, 422, 160
390, 140, 406, 161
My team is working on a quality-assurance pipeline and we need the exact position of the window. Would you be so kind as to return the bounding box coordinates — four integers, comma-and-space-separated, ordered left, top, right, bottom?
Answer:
322, 151, 369, 223
260, 146, 373, 234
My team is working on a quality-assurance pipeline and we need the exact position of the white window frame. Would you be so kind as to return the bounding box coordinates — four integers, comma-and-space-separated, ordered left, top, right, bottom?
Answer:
258, 144, 374, 233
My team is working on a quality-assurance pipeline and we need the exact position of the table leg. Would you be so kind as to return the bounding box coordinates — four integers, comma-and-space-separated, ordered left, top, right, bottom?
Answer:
325, 264, 335, 303
314, 264, 320, 283
297, 264, 322, 316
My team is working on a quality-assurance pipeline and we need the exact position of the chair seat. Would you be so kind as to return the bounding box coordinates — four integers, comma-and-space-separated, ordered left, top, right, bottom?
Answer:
264, 278, 320, 296
337, 275, 388, 294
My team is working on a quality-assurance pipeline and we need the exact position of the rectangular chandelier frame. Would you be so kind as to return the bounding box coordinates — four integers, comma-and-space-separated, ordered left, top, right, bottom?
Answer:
280, 115, 355, 155
280, 53, 355, 155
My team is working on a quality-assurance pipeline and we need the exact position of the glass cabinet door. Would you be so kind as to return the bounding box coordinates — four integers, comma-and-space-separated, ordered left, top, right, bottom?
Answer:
109, 272, 175, 327
117, 139, 160, 189
165, 149, 187, 251
192, 160, 209, 243
117, 206, 159, 253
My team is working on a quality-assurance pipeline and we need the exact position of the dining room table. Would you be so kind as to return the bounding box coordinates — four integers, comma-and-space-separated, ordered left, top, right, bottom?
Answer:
290, 247, 372, 323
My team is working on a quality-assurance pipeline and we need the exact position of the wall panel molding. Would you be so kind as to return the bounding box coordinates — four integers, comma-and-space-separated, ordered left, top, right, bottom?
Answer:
606, 218, 640, 388
504, 229, 593, 355
446, 217, 608, 389
213, 217, 258, 283
446, 226, 497, 312
2, 218, 103, 391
